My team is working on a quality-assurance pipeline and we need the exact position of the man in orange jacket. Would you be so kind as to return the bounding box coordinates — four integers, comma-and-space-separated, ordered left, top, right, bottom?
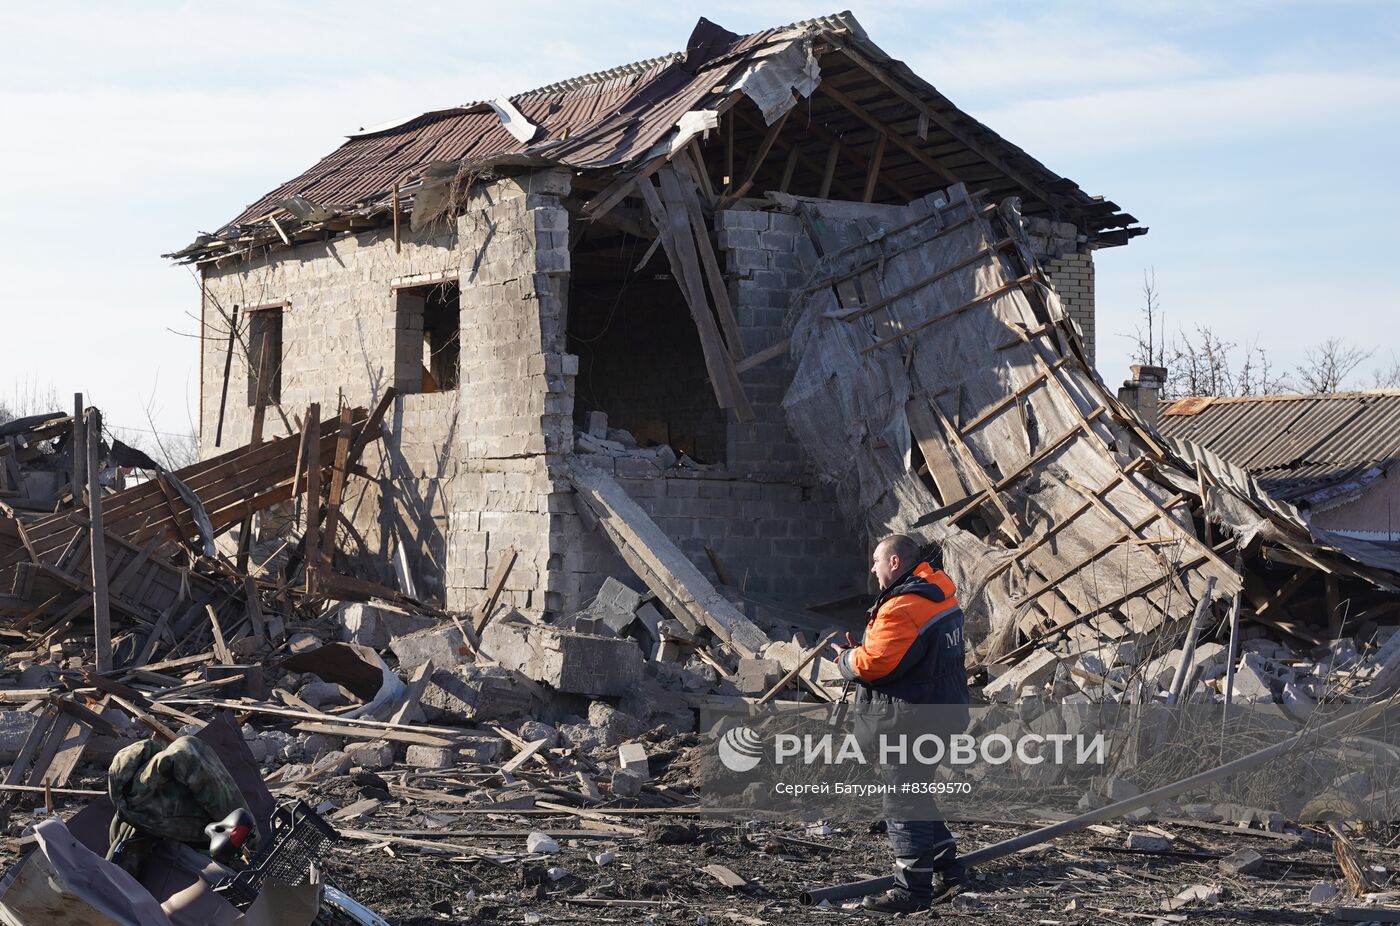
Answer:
832, 534, 970, 913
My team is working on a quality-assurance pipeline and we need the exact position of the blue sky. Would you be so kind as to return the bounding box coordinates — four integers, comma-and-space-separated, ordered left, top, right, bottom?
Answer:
1, 1, 1396, 440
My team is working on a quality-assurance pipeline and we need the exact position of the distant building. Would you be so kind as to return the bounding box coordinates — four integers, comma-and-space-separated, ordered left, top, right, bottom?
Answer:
1158, 391, 1400, 543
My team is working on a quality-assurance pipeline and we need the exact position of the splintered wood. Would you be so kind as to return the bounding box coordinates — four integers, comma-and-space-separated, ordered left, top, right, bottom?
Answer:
782, 187, 1241, 660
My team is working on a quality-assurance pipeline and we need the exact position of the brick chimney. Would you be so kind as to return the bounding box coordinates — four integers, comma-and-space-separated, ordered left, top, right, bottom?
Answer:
1118, 364, 1167, 429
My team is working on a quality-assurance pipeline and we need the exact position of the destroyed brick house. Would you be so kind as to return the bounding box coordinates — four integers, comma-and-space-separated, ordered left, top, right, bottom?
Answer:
9, 11, 1400, 923
168, 13, 1143, 623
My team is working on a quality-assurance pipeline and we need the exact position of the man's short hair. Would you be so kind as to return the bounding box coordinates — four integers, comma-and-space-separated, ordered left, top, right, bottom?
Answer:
875, 533, 922, 566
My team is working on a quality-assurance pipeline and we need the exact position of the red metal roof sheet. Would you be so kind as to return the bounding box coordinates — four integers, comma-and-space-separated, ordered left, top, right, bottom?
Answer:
174, 12, 1138, 261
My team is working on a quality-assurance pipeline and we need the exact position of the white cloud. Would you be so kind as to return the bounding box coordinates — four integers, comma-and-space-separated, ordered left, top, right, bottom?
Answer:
974, 71, 1400, 159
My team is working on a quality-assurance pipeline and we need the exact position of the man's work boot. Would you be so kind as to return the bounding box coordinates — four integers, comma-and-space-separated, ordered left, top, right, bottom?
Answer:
930, 863, 968, 903
862, 887, 931, 914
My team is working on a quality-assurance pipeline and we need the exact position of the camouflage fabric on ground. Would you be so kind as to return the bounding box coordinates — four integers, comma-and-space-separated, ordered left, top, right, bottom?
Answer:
106, 734, 253, 872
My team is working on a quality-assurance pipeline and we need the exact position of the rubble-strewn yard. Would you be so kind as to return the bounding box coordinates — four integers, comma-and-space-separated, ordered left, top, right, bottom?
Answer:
5, 11, 1400, 925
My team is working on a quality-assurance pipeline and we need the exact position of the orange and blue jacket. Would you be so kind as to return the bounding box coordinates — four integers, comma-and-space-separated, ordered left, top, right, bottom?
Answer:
837, 562, 969, 707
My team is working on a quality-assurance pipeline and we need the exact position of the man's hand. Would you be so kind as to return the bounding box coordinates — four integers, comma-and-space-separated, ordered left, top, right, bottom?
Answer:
828, 631, 858, 657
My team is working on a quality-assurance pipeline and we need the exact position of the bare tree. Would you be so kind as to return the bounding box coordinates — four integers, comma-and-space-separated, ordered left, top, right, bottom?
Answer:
1371, 352, 1400, 389
1236, 341, 1289, 396
1166, 324, 1240, 398
1295, 338, 1372, 394
1127, 268, 1168, 368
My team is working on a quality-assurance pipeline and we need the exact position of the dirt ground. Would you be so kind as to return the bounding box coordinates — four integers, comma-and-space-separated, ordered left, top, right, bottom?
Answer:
314, 809, 1366, 925
2, 758, 1390, 924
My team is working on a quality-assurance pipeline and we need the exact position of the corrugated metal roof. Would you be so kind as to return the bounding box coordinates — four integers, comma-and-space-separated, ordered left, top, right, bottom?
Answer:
171, 11, 1139, 262
1158, 391, 1400, 504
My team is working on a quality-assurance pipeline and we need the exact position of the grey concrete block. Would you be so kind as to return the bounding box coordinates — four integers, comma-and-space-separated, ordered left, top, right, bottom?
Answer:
588, 701, 648, 741
345, 739, 395, 770
735, 657, 783, 696
481, 618, 643, 696
390, 624, 469, 672
405, 745, 456, 769
984, 649, 1060, 703
611, 767, 644, 797
421, 664, 536, 723
617, 742, 650, 779
339, 602, 436, 649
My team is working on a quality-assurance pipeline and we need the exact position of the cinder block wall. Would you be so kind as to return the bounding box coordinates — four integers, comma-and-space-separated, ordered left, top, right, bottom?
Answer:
442, 171, 577, 616
199, 216, 462, 602
715, 209, 810, 477
201, 172, 868, 619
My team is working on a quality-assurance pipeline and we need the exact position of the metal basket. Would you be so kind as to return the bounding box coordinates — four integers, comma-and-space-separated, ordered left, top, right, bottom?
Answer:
216, 799, 338, 905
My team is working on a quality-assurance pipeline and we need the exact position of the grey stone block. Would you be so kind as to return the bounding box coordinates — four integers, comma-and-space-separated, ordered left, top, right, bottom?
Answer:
390, 624, 469, 672
421, 664, 536, 723
611, 767, 644, 797
481, 618, 643, 696
736, 657, 783, 695
405, 745, 456, 769
339, 602, 436, 649
345, 739, 395, 770
457, 733, 504, 764
588, 701, 648, 741
617, 742, 650, 779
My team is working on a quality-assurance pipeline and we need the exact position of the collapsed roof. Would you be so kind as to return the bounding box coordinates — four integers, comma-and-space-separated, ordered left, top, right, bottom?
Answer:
773, 185, 1400, 660
169, 12, 1143, 265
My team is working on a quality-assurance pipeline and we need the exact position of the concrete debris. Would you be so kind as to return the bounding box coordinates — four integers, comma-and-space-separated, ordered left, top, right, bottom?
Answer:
0, 35, 1398, 922
480, 616, 644, 696
526, 832, 561, 855
617, 741, 651, 779
1219, 848, 1264, 876
339, 601, 436, 649
1124, 831, 1172, 852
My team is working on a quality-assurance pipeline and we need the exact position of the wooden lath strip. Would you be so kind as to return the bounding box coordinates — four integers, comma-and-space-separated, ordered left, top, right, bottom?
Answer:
833, 238, 1015, 324
636, 173, 753, 421
860, 275, 1033, 355
827, 38, 1069, 212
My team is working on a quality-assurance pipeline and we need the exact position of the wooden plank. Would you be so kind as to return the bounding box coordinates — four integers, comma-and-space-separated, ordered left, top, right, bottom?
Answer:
86, 408, 112, 674
213, 304, 239, 447
570, 462, 770, 657
320, 405, 354, 573
668, 152, 745, 357
293, 722, 458, 748
302, 404, 322, 594
582, 156, 666, 221
388, 661, 435, 726
734, 339, 789, 375
71, 393, 85, 509
818, 141, 839, 198
904, 399, 968, 507
500, 737, 550, 774
828, 38, 1068, 210
236, 334, 274, 572
206, 604, 233, 664
862, 133, 887, 202
833, 239, 1015, 324
636, 176, 753, 421
819, 82, 959, 185
30, 713, 91, 788
778, 147, 799, 193
718, 108, 791, 206
860, 275, 1033, 355
3, 703, 58, 786
756, 631, 839, 705
243, 576, 266, 642
472, 546, 519, 634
